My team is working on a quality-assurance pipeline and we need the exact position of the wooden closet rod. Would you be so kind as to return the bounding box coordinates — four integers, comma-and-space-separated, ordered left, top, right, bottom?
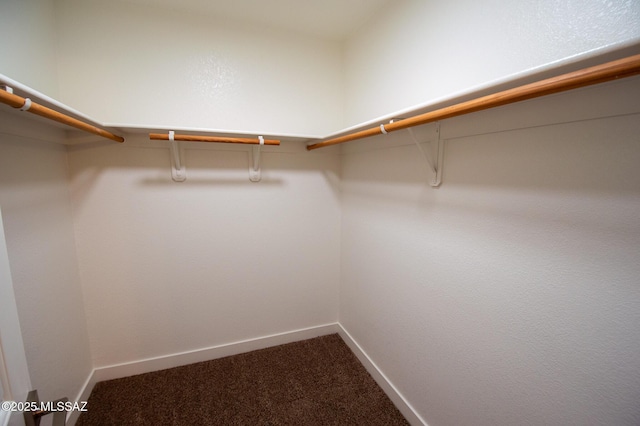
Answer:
149, 133, 280, 145
0, 88, 124, 143
307, 54, 640, 150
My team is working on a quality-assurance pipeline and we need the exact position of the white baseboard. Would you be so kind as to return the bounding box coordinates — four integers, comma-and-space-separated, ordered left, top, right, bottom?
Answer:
67, 323, 423, 426
67, 368, 98, 426
92, 323, 339, 383
67, 322, 341, 424
337, 324, 428, 426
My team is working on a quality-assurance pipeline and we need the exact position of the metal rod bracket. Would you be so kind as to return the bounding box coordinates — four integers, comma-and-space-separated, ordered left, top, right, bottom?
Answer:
249, 136, 264, 182
168, 131, 186, 182
407, 122, 444, 187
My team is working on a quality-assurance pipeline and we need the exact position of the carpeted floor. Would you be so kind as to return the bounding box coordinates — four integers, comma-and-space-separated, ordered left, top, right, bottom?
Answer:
76, 334, 409, 425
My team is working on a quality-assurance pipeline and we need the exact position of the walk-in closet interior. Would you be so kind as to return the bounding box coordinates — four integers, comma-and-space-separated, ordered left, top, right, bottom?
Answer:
1, 0, 639, 425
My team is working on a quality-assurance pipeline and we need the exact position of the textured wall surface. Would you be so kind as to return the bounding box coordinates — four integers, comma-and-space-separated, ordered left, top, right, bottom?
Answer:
54, 0, 345, 135
339, 77, 640, 425
1, 2, 640, 425
0, 111, 93, 406
0, 205, 32, 425
67, 137, 341, 367
0, 0, 60, 97
344, 0, 640, 126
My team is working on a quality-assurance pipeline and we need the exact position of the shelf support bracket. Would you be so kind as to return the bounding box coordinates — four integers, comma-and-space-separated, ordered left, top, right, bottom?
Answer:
168, 131, 186, 182
407, 122, 444, 187
249, 136, 264, 182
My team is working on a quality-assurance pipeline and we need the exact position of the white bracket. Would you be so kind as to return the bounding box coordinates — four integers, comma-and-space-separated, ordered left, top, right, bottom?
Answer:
168, 131, 186, 182
249, 136, 264, 182
407, 122, 444, 187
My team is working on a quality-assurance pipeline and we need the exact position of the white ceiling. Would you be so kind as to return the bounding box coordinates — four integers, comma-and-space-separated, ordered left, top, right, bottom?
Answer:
118, 0, 393, 40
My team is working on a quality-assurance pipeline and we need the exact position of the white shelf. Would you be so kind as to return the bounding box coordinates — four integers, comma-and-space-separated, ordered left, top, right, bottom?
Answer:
2, 42, 638, 147
0, 73, 322, 146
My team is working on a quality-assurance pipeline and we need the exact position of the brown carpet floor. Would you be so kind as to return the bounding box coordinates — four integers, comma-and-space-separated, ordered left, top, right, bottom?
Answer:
76, 334, 409, 425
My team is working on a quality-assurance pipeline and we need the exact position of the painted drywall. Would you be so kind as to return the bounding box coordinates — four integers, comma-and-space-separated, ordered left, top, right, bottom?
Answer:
54, 0, 345, 136
67, 136, 341, 367
344, 0, 640, 126
0, 0, 59, 97
0, 208, 32, 426
339, 76, 640, 425
0, 111, 93, 407
114, 0, 392, 41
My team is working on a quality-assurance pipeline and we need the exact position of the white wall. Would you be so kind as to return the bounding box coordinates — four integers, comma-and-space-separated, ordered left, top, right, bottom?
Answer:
0, 208, 32, 426
344, 0, 640, 126
0, 111, 93, 407
0, 0, 59, 97
67, 137, 341, 367
54, 0, 345, 136
2, 2, 640, 424
339, 76, 640, 425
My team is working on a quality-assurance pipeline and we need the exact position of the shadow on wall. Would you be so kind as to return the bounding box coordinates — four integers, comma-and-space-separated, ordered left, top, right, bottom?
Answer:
140, 177, 285, 185
340, 113, 640, 252
66, 135, 342, 221
342, 113, 640, 193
